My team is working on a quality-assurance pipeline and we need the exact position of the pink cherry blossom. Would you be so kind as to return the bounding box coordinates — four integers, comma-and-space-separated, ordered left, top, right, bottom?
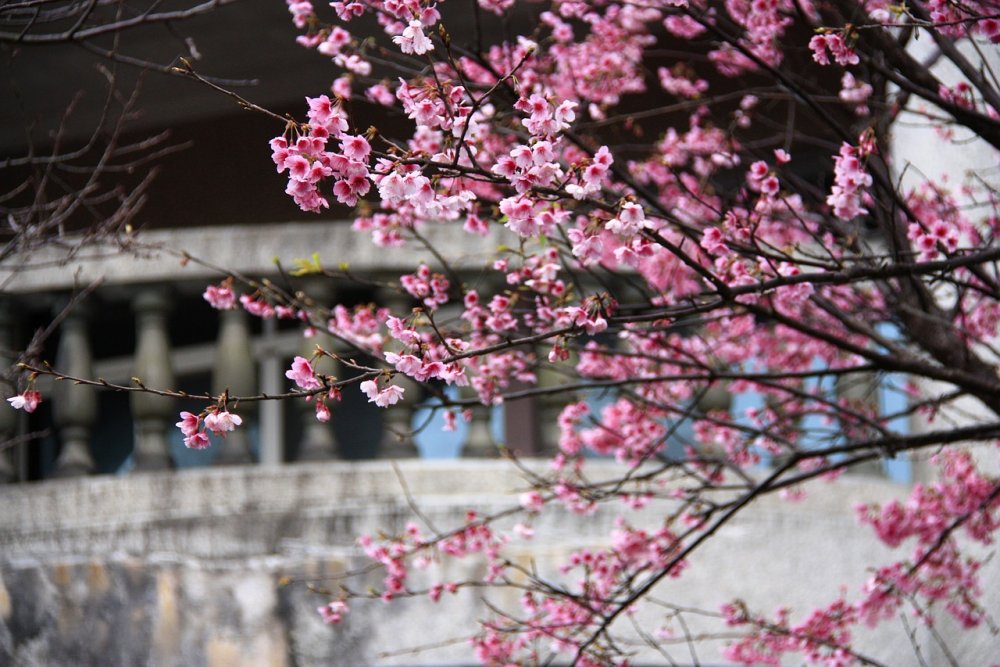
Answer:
340, 134, 370, 161
393, 19, 433, 55
827, 141, 873, 220
175, 411, 200, 437
286, 356, 323, 390
839, 72, 873, 115
317, 600, 349, 624
204, 410, 243, 434
314, 400, 331, 423
183, 432, 211, 450
519, 491, 544, 513
359, 380, 405, 407
7, 390, 41, 413
202, 283, 237, 310
809, 33, 859, 66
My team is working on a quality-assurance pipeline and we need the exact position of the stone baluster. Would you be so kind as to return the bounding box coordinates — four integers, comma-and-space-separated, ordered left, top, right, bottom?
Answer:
691, 377, 734, 462
836, 372, 884, 476
462, 399, 497, 458
0, 412, 15, 483
130, 289, 175, 471
257, 317, 284, 466
698, 380, 733, 413
0, 403, 16, 483
51, 305, 97, 477
212, 308, 256, 465
503, 383, 540, 457
296, 281, 339, 461
536, 365, 564, 457
462, 277, 505, 458
0, 301, 18, 483
378, 288, 419, 459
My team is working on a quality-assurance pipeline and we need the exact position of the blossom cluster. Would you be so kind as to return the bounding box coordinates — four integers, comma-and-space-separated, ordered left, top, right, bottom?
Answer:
11, 6, 1000, 664
270, 96, 371, 212
190, 0, 1000, 663
174, 408, 243, 450
826, 141, 872, 221
722, 450, 1000, 665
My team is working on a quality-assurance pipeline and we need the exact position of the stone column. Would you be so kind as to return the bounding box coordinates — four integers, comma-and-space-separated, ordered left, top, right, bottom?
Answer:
51, 306, 97, 477
836, 372, 884, 476
536, 365, 564, 457
130, 289, 175, 471
378, 288, 419, 459
0, 419, 15, 483
463, 399, 497, 458
295, 281, 339, 461
257, 317, 284, 466
212, 308, 256, 465
694, 377, 734, 463
503, 384, 540, 457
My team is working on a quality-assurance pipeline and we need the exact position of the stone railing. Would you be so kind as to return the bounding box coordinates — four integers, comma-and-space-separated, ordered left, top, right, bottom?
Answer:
0, 222, 561, 482
0, 283, 551, 482
0, 222, 913, 483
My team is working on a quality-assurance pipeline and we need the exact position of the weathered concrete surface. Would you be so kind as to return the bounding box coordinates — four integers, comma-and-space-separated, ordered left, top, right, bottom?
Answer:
1, 460, 997, 666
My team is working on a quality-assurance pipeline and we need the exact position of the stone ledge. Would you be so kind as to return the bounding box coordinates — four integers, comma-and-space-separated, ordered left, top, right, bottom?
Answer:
0, 459, 908, 532
0, 222, 515, 293
1, 459, 910, 562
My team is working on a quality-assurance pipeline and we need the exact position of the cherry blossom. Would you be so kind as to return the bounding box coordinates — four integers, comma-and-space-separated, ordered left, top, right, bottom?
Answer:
392, 19, 433, 55
175, 411, 200, 436
183, 0, 1000, 662
183, 432, 211, 450
317, 600, 349, 624
809, 33, 860, 67
7, 391, 41, 413
202, 282, 237, 310
285, 356, 323, 391
204, 410, 243, 435
827, 141, 873, 220
359, 379, 405, 407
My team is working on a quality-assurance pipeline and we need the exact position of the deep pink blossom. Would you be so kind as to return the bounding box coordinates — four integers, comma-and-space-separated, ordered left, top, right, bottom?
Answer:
809, 33, 859, 66
317, 600, 349, 624
202, 283, 237, 310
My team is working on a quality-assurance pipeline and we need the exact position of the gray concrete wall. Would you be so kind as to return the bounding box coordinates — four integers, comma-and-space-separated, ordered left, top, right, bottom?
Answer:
1, 461, 996, 666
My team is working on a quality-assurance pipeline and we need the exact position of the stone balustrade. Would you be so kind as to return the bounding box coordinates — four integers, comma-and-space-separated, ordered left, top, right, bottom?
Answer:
0, 279, 520, 484
0, 222, 913, 483
0, 276, 915, 482
0, 223, 528, 482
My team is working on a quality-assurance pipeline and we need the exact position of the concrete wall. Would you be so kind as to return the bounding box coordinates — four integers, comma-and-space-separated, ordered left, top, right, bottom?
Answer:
2, 460, 997, 666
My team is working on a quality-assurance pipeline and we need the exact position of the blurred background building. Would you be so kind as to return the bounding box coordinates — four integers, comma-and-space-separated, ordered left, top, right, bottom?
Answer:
0, 1, 996, 665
